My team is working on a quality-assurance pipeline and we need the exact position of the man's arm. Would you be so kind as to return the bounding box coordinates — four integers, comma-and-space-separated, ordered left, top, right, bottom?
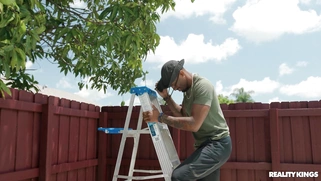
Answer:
160, 103, 210, 132
163, 96, 186, 117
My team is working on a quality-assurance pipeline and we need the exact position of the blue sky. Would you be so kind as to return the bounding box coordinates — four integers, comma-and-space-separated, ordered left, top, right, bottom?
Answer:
26, 0, 321, 106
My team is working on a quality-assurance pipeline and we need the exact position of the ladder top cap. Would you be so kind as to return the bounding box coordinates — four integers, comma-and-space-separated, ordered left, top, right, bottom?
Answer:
130, 86, 157, 97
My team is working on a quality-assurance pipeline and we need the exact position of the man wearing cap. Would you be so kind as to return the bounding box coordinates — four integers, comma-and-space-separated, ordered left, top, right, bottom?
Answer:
143, 59, 232, 181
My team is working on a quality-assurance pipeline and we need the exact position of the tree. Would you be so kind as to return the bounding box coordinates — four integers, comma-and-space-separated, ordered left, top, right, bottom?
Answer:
217, 94, 234, 105
230, 87, 254, 103
0, 0, 184, 97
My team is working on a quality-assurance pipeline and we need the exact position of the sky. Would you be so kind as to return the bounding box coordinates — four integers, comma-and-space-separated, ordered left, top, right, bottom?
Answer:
26, 0, 321, 107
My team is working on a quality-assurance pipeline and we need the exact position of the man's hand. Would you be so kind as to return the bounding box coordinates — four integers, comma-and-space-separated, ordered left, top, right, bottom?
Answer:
142, 105, 160, 123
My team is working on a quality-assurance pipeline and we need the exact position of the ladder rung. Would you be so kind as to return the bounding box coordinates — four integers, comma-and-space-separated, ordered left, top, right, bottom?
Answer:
117, 174, 166, 180
124, 129, 150, 137
133, 169, 163, 173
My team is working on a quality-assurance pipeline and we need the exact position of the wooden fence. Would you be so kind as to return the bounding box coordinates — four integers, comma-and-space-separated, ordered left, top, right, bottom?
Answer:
101, 101, 321, 181
0, 89, 101, 181
0, 88, 321, 181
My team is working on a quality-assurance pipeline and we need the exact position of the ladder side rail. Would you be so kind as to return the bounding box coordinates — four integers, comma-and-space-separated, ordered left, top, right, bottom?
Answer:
128, 108, 144, 180
112, 94, 136, 181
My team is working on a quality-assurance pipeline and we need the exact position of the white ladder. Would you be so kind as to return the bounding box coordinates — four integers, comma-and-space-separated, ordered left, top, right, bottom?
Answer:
98, 86, 180, 181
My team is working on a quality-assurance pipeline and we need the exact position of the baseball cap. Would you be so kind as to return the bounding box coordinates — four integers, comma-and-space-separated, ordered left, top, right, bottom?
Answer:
159, 59, 185, 89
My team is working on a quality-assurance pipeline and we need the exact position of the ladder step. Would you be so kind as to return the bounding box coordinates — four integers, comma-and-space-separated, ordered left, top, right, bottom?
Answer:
117, 174, 167, 180
133, 169, 163, 173
98, 127, 150, 136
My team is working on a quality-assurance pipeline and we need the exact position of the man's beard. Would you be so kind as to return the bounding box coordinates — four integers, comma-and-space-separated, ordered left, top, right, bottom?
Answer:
182, 87, 190, 92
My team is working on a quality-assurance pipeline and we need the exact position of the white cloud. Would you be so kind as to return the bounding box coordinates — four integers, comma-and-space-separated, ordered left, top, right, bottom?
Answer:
268, 97, 281, 103
139, 79, 155, 87
230, 0, 321, 43
75, 88, 112, 102
279, 63, 295, 76
279, 76, 321, 98
56, 77, 73, 89
215, 80, 231, 96
216, 77, 280, 96
160, 0, 237, 24
70, 0, 86, 8
38, 86, 97, 105
26, 61, 33, 69
147, 34, 241, 64
55, 76, 113, 102
124, 96, 141, 106
296, 61, 308, 67
229, 77, 280, 95
299, 0, 311, 4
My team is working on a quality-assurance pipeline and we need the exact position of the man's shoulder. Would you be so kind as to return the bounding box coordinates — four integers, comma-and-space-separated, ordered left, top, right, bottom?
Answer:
194, 74, 213, 89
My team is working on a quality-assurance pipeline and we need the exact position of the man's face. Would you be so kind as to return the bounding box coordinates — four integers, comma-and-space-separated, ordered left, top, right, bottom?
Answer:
170, 71, 189, 92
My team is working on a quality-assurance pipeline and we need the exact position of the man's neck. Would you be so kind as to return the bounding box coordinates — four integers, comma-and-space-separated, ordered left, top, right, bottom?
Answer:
185, 71, 193, 90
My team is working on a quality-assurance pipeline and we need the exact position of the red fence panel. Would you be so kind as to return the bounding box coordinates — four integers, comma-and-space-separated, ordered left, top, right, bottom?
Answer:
0, 89, 100, 181
1, 88, 321, 181
102, 101, 321, 181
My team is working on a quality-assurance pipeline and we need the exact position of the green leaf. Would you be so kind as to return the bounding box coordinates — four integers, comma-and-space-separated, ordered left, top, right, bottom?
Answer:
35, 25, 45, 34
99, 7, 111, 20
2, 44, 14, 52
0, 0, 15, 6
0, 3, 3, 13
30, 30, 40, 41
0, 80, 11, 97
0, 49, 5, 56
3, 62, 10, 77
10, 48, 18, 67
15, 47, 26, 67
110, 5, 118, 21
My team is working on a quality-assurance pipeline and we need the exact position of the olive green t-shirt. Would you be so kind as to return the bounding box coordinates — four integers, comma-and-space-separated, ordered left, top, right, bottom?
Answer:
182, 74, 230, 148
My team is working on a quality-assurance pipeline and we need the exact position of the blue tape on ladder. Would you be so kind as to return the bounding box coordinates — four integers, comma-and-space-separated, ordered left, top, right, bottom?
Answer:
130, 86, 157, 98
97, 127, 132, 134
148, 123, 156, 137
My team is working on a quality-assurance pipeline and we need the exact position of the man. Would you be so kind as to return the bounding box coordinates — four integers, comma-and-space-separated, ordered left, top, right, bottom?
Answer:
142, 59, 232, 181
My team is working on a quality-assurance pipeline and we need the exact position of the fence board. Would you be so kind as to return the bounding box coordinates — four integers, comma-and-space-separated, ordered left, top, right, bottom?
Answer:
235, 103, 249, 181
56, 99, 71, 181
39, 104, 54, 181
226, 103, 237, 180
289, 102, 307, 165
220, 104, 232, 181
15, 110, 33, 174
0, 99, 42, 112
289, 102, 308, 181
50, 96, 61, 181
85, 105, 97, 181
0, 168, 38, 181
77, 103, 89, 181
67, 101, 80, 181
0, 109, 17, 174
308, 101, 321, 167
97, 111, 108, 181
281, 102, 294, 165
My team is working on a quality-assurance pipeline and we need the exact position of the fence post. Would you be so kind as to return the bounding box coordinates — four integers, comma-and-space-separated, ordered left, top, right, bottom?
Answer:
39, 104, 54, 181
269, 108, 281, 181
97, 112, 108, 181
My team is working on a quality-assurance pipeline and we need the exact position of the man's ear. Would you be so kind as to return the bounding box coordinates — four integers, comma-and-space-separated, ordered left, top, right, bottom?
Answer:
179, 69, 183, 76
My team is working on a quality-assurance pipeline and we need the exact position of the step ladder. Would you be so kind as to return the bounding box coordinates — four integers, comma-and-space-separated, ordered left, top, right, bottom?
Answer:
98, 86, 180, 181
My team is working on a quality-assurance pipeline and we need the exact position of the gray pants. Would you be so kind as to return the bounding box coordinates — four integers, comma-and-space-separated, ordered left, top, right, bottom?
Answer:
171, 136, 232, 181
